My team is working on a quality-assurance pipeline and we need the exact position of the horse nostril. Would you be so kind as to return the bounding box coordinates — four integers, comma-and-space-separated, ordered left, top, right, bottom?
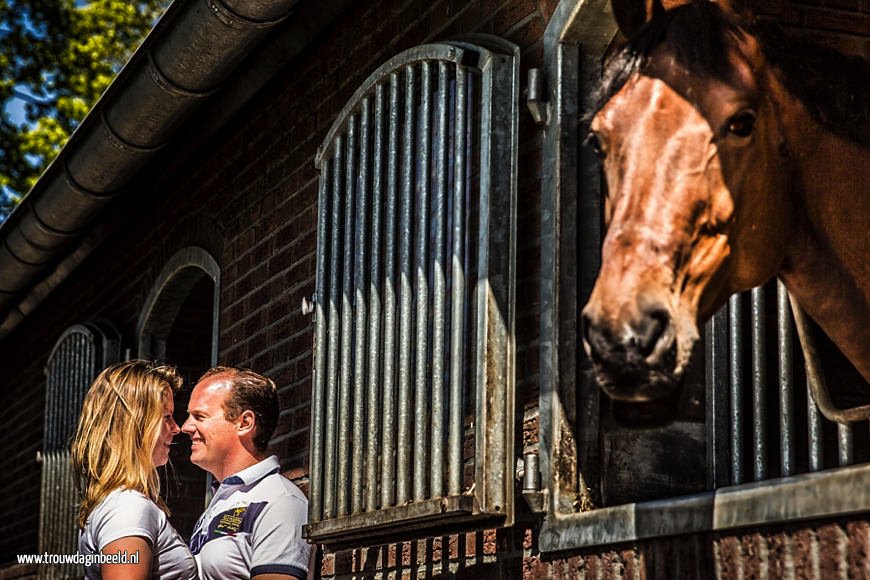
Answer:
636, 308, 670, 358
582, 313, 606, 361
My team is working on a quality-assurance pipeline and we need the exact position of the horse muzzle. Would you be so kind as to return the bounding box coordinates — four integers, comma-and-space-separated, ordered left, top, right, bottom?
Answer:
582, 303, 682, 403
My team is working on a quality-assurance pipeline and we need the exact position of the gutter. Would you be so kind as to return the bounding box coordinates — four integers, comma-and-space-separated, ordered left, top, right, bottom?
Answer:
0, 0, 301, 338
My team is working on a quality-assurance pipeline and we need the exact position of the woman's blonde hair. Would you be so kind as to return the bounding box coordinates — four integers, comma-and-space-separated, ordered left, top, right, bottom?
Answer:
71, 360, 182, 528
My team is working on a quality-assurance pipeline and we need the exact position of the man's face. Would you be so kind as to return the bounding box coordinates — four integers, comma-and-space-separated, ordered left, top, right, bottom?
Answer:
182, 374, 238, 478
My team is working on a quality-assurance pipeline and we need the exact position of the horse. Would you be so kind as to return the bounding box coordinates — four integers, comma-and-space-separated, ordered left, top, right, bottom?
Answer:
580, 0, 870, 424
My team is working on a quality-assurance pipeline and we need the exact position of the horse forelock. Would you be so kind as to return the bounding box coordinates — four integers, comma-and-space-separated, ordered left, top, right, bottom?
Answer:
584, 1, 870, 147
583, 1, 745, 133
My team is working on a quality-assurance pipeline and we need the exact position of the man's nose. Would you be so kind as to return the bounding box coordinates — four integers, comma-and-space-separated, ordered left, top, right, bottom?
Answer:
181, 416, 194, 435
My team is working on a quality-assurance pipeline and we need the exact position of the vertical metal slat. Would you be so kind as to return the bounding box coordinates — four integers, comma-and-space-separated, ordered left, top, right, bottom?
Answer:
396, 64, 415, 505
337, 116, 357, 517
352, 101, 371, 515
430, 61, 449, 498
838, 424, 853, 466
448, 65, 467, 496
413, 62, 432, 502
323, 137, 344, 519
706, 307, 730, 489
728, 294, 744, 485
365, 85, 385, 512
751, 286, 768, 481
777, 281, 795, 477
309, 159, 331, 520
807, 375, 824, 472
381, 74, 400, 509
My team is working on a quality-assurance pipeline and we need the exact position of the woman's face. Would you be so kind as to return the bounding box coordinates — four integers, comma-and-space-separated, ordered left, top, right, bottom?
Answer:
152, 392, 180, 467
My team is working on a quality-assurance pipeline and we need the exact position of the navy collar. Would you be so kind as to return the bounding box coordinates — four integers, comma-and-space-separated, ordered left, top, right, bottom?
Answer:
211, 455, 281, 491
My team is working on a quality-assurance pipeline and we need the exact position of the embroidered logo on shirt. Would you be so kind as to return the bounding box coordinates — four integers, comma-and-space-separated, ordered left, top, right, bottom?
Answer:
189, 501, 268, 554
216, 506, 249, 535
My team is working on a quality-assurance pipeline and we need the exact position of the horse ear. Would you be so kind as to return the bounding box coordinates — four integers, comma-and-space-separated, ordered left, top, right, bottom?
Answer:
611, 0, 665, 39
611, 0, 703, 39
714, 0, 755, 23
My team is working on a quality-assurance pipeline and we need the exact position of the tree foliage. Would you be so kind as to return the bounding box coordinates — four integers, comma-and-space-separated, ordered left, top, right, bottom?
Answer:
0, 0, 169, 220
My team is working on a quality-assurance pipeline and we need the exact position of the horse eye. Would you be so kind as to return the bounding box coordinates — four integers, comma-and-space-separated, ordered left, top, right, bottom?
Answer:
584, 132, 606, 159
726, 111, 756, 138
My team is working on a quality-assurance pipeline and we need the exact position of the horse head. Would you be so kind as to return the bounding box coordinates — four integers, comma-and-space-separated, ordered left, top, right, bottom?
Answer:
581, 0, 797, 424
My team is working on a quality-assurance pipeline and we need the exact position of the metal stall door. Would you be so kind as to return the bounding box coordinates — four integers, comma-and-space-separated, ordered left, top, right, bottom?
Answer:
38, 322, 119, 579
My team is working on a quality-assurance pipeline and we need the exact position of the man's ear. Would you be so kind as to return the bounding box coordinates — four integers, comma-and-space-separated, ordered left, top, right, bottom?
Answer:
236, 410, 256, 437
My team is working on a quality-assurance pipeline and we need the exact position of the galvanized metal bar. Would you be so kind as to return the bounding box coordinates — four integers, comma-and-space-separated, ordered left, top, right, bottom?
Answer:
337, 115, 357, 517
45, 352, 55, 450
728, 294, 744, 485
777, 281, 795, 476
838, 424, 853, 466
58, 339, 70, 448
323, 136, 344, 519
807, 376, 823, 472
310, 158, 330, 520
751, 286, 768, 481
448, 65, 467, 496
54, 340, 67, 449
63, 337, 72, 440
365, 85, 385, 512
381, 74, 400, 509
413, 62, 432, 502
706, 307, 730, 489
352, 101, 371, 515
69, 336, 78, 440
539, 462, 870, 552
429, 61, 449, 498
396, 65, 415, 505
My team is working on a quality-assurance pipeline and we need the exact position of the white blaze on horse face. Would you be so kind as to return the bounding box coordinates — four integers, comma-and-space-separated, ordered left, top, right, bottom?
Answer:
588, 74, 735, 376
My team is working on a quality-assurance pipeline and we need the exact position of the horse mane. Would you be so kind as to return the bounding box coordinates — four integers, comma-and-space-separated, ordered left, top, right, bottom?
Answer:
585, 1, 870, 147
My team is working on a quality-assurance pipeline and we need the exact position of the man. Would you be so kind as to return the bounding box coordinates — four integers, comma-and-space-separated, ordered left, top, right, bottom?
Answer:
182, 366, 310, 580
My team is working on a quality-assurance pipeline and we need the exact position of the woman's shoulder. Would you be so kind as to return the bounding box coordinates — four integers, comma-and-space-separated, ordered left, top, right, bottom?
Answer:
84, 488, 164, 550
98, 488, 159, 512
89, 488, 164, 531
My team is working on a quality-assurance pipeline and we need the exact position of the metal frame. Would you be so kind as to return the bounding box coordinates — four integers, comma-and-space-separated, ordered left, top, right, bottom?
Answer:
538, 0, 870, 553
539, 0, 616, 524
306, 36, 519, 547
540, 463, 870, 550
38, 321, 120, 580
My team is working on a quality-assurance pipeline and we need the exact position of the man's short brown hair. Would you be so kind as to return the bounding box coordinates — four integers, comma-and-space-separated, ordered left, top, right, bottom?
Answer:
199, 366, 278, 452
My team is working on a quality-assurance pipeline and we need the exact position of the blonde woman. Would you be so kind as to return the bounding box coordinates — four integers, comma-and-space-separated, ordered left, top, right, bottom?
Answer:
72, 360, 198, 579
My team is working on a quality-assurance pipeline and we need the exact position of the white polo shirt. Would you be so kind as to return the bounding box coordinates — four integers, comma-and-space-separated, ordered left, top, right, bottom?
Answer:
79, 488, 198, 579
189, 456, 309, 579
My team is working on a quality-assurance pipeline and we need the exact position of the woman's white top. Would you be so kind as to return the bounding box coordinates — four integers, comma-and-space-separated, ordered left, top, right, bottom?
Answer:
79, 488, 198, 579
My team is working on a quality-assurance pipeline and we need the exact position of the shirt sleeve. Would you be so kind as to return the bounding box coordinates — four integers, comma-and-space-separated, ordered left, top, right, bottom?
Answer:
91, 491, 160, 551
249, 494, 309, 578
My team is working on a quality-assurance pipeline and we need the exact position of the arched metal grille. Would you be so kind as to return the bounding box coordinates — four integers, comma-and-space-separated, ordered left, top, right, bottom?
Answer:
306, 37, 519, 546
38, 323, 119, 579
